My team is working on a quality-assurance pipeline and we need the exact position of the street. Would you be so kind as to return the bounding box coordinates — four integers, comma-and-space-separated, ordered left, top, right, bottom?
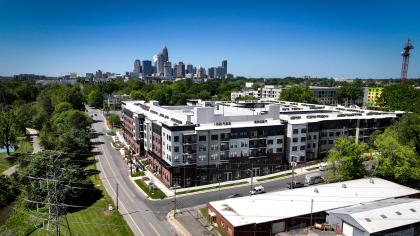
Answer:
86, 107, 324, 235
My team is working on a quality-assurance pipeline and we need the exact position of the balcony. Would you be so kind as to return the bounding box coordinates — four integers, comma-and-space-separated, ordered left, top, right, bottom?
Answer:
258, 134, 266, 138
220, 136, 229, 141
183, 149, 197, 154
249, 143, 258, 148
183, 157, 196, 164
183, 139, 197, 144
258, 143, 267, 147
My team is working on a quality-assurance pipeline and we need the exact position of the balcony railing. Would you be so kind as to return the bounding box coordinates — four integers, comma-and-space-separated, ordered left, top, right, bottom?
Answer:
183, 149, 197, 154
220, 137, 229, 141
183, 139, 197, 144
220, 146, 229, 151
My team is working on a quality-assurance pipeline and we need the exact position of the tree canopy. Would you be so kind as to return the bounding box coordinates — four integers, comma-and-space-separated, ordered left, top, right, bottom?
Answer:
333, 85, 363, 107
375, 84, 420, 112
278, 85, 322, 104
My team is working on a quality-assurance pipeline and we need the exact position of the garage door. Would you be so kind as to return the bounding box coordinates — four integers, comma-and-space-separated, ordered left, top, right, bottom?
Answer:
272, 221, 285, 234
343, 222, 354, 236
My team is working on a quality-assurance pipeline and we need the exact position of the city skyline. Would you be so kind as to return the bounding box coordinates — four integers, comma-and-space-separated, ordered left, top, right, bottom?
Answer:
1, 0, 419, 78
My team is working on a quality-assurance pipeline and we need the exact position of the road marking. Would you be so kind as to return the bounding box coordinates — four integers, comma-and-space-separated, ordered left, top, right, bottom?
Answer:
149, 222, 161, 236
92, 123, 134, 202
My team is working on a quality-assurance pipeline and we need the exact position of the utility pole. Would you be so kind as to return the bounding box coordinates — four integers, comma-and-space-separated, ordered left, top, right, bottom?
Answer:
219, 181, 221, 200
250, 163, 254, 196
174, 187, 177, 213
116, 183, 119, 217
290, 156, 296, 190
310, 199, 313, 229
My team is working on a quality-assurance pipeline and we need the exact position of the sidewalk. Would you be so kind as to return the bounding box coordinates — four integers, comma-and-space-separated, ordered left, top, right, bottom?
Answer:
134, 163, 323, 198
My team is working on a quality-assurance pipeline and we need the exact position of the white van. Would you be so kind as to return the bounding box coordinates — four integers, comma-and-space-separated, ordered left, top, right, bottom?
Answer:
250, 186, 265, 195
305, 173, 322, 185
319, 164, 328, 171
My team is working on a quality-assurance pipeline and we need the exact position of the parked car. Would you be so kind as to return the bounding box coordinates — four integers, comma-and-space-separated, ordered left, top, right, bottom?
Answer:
95, 114, 97, 116
250, 186, 265, 195
319, 163, 328, 171
86, 110, 88, 112
228, 194, 243, 198
286, 181, 304, 189
98, 132, 103, 135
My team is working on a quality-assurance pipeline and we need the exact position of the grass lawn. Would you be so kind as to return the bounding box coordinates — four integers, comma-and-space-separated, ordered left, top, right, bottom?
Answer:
0, 137, 34, 173
306, 167, 320, 171
176, 181, 248, 195
107, 131, 116, 136
256, 172, 296, 182
134, 179, 167, 199
131, 171, 145, 177
30, 156, 134, 236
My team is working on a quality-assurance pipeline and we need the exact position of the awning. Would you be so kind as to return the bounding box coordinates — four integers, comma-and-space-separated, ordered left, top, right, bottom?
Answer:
209, 212, 216, 217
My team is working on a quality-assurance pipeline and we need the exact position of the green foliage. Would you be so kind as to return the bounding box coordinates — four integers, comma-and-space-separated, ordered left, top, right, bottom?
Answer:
131, 171, 145, 177
0, 108, 27, 155
87, 90, 104, 108
375, 84, 420, 112
134, 179, 167, 199
54, 102, 74, 114
235, 95, 258, 101
130, 90, 145, 100
279, 85, 322, 104
324, 136, 368, 183
333, 85, 363, 106
108, 114, 121, 127
60, 88, 85, 111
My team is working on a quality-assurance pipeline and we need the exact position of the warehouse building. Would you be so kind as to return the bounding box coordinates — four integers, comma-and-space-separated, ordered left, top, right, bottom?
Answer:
205, 178, 420, 236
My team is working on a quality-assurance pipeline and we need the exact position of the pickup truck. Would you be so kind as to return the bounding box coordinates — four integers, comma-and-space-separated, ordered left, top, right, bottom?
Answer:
286, 181, 304, 189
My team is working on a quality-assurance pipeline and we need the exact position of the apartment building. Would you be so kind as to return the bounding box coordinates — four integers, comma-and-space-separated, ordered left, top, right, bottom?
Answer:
231, 86, 283, 100
363, 87, 383, 108
122, 100, 399, 188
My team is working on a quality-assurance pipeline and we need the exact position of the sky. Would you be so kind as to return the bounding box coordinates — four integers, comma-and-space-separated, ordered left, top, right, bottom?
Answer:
1, 0, 420, 79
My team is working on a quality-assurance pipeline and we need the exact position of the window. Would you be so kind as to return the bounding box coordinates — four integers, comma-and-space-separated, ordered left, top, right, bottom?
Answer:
174, 168, 180, 173
199, 135, 206, 141
211, 144, 218, 150
235, 171, 241, 178
221, 133, 226, 139
293, 129, 298, 134
301, 137, 306, 142
293, 138, 298, 143
199, 145, 207, 151
230, 152, 237, 157
292, 146, 297, 151
275, 157, 281, 163
277, 139, 283, 144
267, 139, 273, 145
216, 164, 222, 171
336, 132, 341, 136
174, 156, 180, 162
230, 142, 237, 148
263, 159, 269, 164
241, 150, 247, 156
211, 134, 218, 140
241, 142, 248, 147
328, 140, 334, 144
276, 147, 283, 153
245, 161, 250, 166
308, 144, 311, 149
199, 155, 206, 161
211, 153, 218, 160
174, 136, 179, 142
245, 169, 251, 176
215, 173, 222, 181
313, 143, 316, 148
314, 135, 317, 140
267, 148, 273, 154
301, 128, 307, 133
168, 136, 171, 141
300, 145, 305, 150
230, 133, 238, 139
236, 162, 242, 167
263, 166, 269, 173
275, 165, 281, 172
168, 145, 171, 151
174, 146, 179, 152
201, 176, 207, 182
220, 220, 225, 228
225, 164, 231, 169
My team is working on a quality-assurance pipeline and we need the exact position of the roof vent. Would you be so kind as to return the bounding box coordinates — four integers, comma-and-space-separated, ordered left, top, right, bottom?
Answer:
342, 184, 346, 188
370, 179, 374, 184
380, 215, 387, 219
365, 218, 372, 222
410, 208, 416, 212
395, 211, 402, 215
314, 188, 319, 193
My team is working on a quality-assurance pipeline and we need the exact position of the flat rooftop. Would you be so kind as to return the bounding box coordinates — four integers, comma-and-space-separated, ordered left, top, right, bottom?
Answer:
208, 178, 419, 227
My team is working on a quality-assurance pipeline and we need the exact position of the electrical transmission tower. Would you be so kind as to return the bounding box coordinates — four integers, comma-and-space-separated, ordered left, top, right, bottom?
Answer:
400, 38, 414, 84
44, 153, 72, 236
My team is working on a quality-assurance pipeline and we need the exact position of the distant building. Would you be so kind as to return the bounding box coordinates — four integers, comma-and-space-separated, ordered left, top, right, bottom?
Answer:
193, 67, 197, 74
173, 63, 177, 77
222, 60, 227, 75
96, 70, 103, 79
157, 53, 164, 75
176, 62, 185, 77
364, 87, 383, 108
164, 62, 172, 80
225, 73, 234, 79
36, 79, 77, 86
153, 55, 157, 67
301, 75, 311, 79
130, 73, 139, 79
162, 45, 169, 63
70, 72, 77, 78
186, 64, 193, 74
207, 67, 215, 78
245, 82, 264, 88
196, 65, 205, 78
86, 73, 94, 78
134, 59, 141, 73
142, 60, 152, 76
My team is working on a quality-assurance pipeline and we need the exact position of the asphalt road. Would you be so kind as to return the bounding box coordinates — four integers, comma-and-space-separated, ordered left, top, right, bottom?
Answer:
87, 108, 177, 236
86, 107, 324, 235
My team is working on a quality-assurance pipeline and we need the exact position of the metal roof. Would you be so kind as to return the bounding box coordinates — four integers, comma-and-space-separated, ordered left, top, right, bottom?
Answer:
328, 198, 420, 233
208, 178, 419, 227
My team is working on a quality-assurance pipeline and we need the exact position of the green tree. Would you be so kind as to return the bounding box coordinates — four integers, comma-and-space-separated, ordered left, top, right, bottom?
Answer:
372, 127, 420, 185
324, 136, 368, 183
54, 102, 74, 114
375, 84, 420, 112
130, 91, 145, 100
197, 90, 212, 100
235, 95, 258, 101
87, 90, 104, 108
279, 85, 322, 104
333, 85, 363, 107
60, 88, 85, 111
42, 96, 54, 116
108, 114, 121, 127
367, 129, 383, 149
56, 128, 92, 156
252, 83, 261, 90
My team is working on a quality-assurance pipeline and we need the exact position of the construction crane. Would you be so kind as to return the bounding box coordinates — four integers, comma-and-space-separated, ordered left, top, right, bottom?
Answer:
400, 38, 414, 84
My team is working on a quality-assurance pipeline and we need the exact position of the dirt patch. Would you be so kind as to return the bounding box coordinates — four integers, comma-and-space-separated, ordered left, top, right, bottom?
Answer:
103, 210, 110, 216
100, 198, 106, 200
